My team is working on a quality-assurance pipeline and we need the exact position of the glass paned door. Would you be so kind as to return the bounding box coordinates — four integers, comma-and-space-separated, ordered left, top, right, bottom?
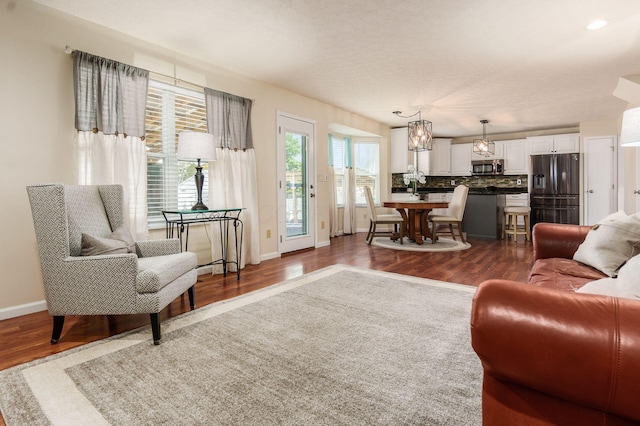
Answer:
285, 132, 308, 238
277, 113, 315, 253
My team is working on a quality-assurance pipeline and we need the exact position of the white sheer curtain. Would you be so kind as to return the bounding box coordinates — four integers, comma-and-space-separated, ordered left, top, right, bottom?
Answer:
76, 132, 148, 239
343, 137, 357, 234
207, 148, 259, 271
205, 88, 259, 272
328, 134, 339, 237
72, 51, 149, 239
328, 166, 339, 237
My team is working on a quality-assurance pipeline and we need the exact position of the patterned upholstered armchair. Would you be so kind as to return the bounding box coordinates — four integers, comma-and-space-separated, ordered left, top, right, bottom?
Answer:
26, 184, 198, 345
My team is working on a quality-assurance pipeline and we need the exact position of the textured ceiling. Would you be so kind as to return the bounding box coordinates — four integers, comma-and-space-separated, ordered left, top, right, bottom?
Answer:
35, 0, 640, 137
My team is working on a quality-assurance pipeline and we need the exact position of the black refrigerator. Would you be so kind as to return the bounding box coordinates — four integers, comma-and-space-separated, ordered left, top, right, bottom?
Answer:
530, 153, 580, 226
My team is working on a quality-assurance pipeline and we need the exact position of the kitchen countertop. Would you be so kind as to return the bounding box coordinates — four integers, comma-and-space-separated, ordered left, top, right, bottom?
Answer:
392, 187, 527, 195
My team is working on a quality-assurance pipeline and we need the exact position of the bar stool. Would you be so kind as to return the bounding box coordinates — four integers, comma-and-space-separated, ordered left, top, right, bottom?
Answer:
503, 206, 531, 242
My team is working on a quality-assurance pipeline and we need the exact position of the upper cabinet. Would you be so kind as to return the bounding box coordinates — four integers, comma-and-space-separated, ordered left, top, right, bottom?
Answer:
471, 140, 504, 160
450, 143, 472, 176
527, 133, 580, 155
390, 127, 411, 173
502, 139, 529, 175
420, 138, 452, 176
392, 130, 451, 176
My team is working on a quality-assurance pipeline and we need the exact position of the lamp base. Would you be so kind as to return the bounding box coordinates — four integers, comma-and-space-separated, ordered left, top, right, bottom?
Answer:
191, 202, 209, 211
191, 162, 208, 211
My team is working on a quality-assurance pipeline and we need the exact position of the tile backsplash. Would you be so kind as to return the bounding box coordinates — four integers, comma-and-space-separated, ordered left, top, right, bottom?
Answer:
392, 173, 528, 191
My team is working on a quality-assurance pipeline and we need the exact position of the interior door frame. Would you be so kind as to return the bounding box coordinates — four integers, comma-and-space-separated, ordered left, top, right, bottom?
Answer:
584, 135, 617, 225
276, 111, 316, 254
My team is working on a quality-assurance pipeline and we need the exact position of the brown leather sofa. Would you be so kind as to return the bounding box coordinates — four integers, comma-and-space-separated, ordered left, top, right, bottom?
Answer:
470, 223, 640, 425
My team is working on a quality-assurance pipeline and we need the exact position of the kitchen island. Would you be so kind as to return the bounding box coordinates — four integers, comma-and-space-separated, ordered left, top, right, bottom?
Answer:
462, 194, 499, 239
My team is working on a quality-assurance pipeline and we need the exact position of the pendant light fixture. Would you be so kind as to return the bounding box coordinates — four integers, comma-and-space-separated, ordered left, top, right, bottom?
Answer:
473, 119, 495, 157
393, 110, 433, 151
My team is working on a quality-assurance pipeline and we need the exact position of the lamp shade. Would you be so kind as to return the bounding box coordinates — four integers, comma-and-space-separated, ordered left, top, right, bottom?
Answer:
620, 106, 640, 147
177, 131, 216, 161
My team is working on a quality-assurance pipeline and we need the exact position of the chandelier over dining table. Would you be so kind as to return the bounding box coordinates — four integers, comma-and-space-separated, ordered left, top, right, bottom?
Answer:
393, 110, 433, 152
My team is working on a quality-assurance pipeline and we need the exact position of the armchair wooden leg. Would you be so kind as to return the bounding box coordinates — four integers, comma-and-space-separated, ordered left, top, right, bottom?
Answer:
188, 286, 196, 310
51, 315, 65, 344
150, 313, 161, 345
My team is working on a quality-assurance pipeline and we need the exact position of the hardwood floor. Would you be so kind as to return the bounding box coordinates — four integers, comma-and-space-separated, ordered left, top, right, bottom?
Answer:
0, 234, 533, 424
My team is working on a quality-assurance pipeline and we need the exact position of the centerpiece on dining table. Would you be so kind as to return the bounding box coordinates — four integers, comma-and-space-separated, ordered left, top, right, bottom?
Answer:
403, 164, 426, 200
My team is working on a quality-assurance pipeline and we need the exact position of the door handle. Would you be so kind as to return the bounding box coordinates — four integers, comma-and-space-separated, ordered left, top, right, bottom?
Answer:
634, 190, 640, 194
310, 193, 315, 198
587, 190, 594, 193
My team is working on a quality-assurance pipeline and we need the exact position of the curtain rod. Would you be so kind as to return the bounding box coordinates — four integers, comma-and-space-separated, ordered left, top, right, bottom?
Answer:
64, 45, 255, 101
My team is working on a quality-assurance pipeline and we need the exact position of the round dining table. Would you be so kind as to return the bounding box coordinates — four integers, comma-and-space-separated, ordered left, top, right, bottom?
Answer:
382, 200, 449, 245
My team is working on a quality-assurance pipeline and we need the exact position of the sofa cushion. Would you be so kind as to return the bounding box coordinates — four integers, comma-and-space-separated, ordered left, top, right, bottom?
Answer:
528, 258, 607, 291
136, 252, 197, 293
576, 254, 640, 300
573, 211, 640, 277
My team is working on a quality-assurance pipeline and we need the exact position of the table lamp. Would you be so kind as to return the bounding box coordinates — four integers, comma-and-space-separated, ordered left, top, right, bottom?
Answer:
177, 131, 216, 210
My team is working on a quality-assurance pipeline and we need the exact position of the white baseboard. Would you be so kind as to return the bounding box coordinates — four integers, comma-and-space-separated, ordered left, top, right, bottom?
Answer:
315, 240, 330, 248
260, 251, 281, 261
0, 300, 47, 321
196, 265, 213, 275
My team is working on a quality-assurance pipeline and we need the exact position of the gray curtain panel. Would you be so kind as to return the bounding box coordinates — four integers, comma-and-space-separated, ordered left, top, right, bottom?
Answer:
204, 88, 253, 150
73, 51, 149, 138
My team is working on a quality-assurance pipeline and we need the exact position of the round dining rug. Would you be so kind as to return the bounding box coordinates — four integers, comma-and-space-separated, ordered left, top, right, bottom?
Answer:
371, 236, 471, 252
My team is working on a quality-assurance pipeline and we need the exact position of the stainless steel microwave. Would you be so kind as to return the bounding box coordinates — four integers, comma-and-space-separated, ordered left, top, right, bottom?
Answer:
472, 159, 503, 175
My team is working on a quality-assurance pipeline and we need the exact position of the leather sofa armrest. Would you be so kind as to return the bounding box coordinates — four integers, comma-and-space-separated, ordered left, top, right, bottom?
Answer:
532, 222, 591, 261
470, 280, 640, 423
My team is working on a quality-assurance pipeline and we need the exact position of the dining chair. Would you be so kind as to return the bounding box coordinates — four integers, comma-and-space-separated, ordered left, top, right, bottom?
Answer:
364, 186, 404, 244
428, 184, 469, 243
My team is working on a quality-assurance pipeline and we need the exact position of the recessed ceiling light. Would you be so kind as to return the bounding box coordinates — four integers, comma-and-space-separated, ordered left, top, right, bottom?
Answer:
586, 20, 608, 30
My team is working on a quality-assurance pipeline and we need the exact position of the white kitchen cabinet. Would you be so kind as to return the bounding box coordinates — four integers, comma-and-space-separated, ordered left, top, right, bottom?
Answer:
502, 139, 529, 174
450, 143, 472, 176
471, 140, 503, 160
419, 138, 452, 176
527, 133, 580, 155
390, 127, 410, 173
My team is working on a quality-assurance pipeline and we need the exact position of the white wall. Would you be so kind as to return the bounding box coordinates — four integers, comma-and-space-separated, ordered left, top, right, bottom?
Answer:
0, 0, 390, 316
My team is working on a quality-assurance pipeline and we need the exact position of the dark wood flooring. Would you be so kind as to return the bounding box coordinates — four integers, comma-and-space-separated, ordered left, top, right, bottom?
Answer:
0, 234, 533, 425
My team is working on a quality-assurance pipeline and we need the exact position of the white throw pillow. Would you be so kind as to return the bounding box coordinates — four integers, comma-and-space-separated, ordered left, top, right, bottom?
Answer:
573, 211, 640, 277
577, 254, 640, 300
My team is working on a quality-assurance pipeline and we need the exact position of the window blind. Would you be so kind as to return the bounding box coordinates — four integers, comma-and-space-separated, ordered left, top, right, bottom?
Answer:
146, 82, 209, 226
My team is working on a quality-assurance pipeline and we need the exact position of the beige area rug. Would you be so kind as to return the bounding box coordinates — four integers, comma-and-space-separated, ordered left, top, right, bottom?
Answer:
0, 265, 481, 425
371, 236, 471, 252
